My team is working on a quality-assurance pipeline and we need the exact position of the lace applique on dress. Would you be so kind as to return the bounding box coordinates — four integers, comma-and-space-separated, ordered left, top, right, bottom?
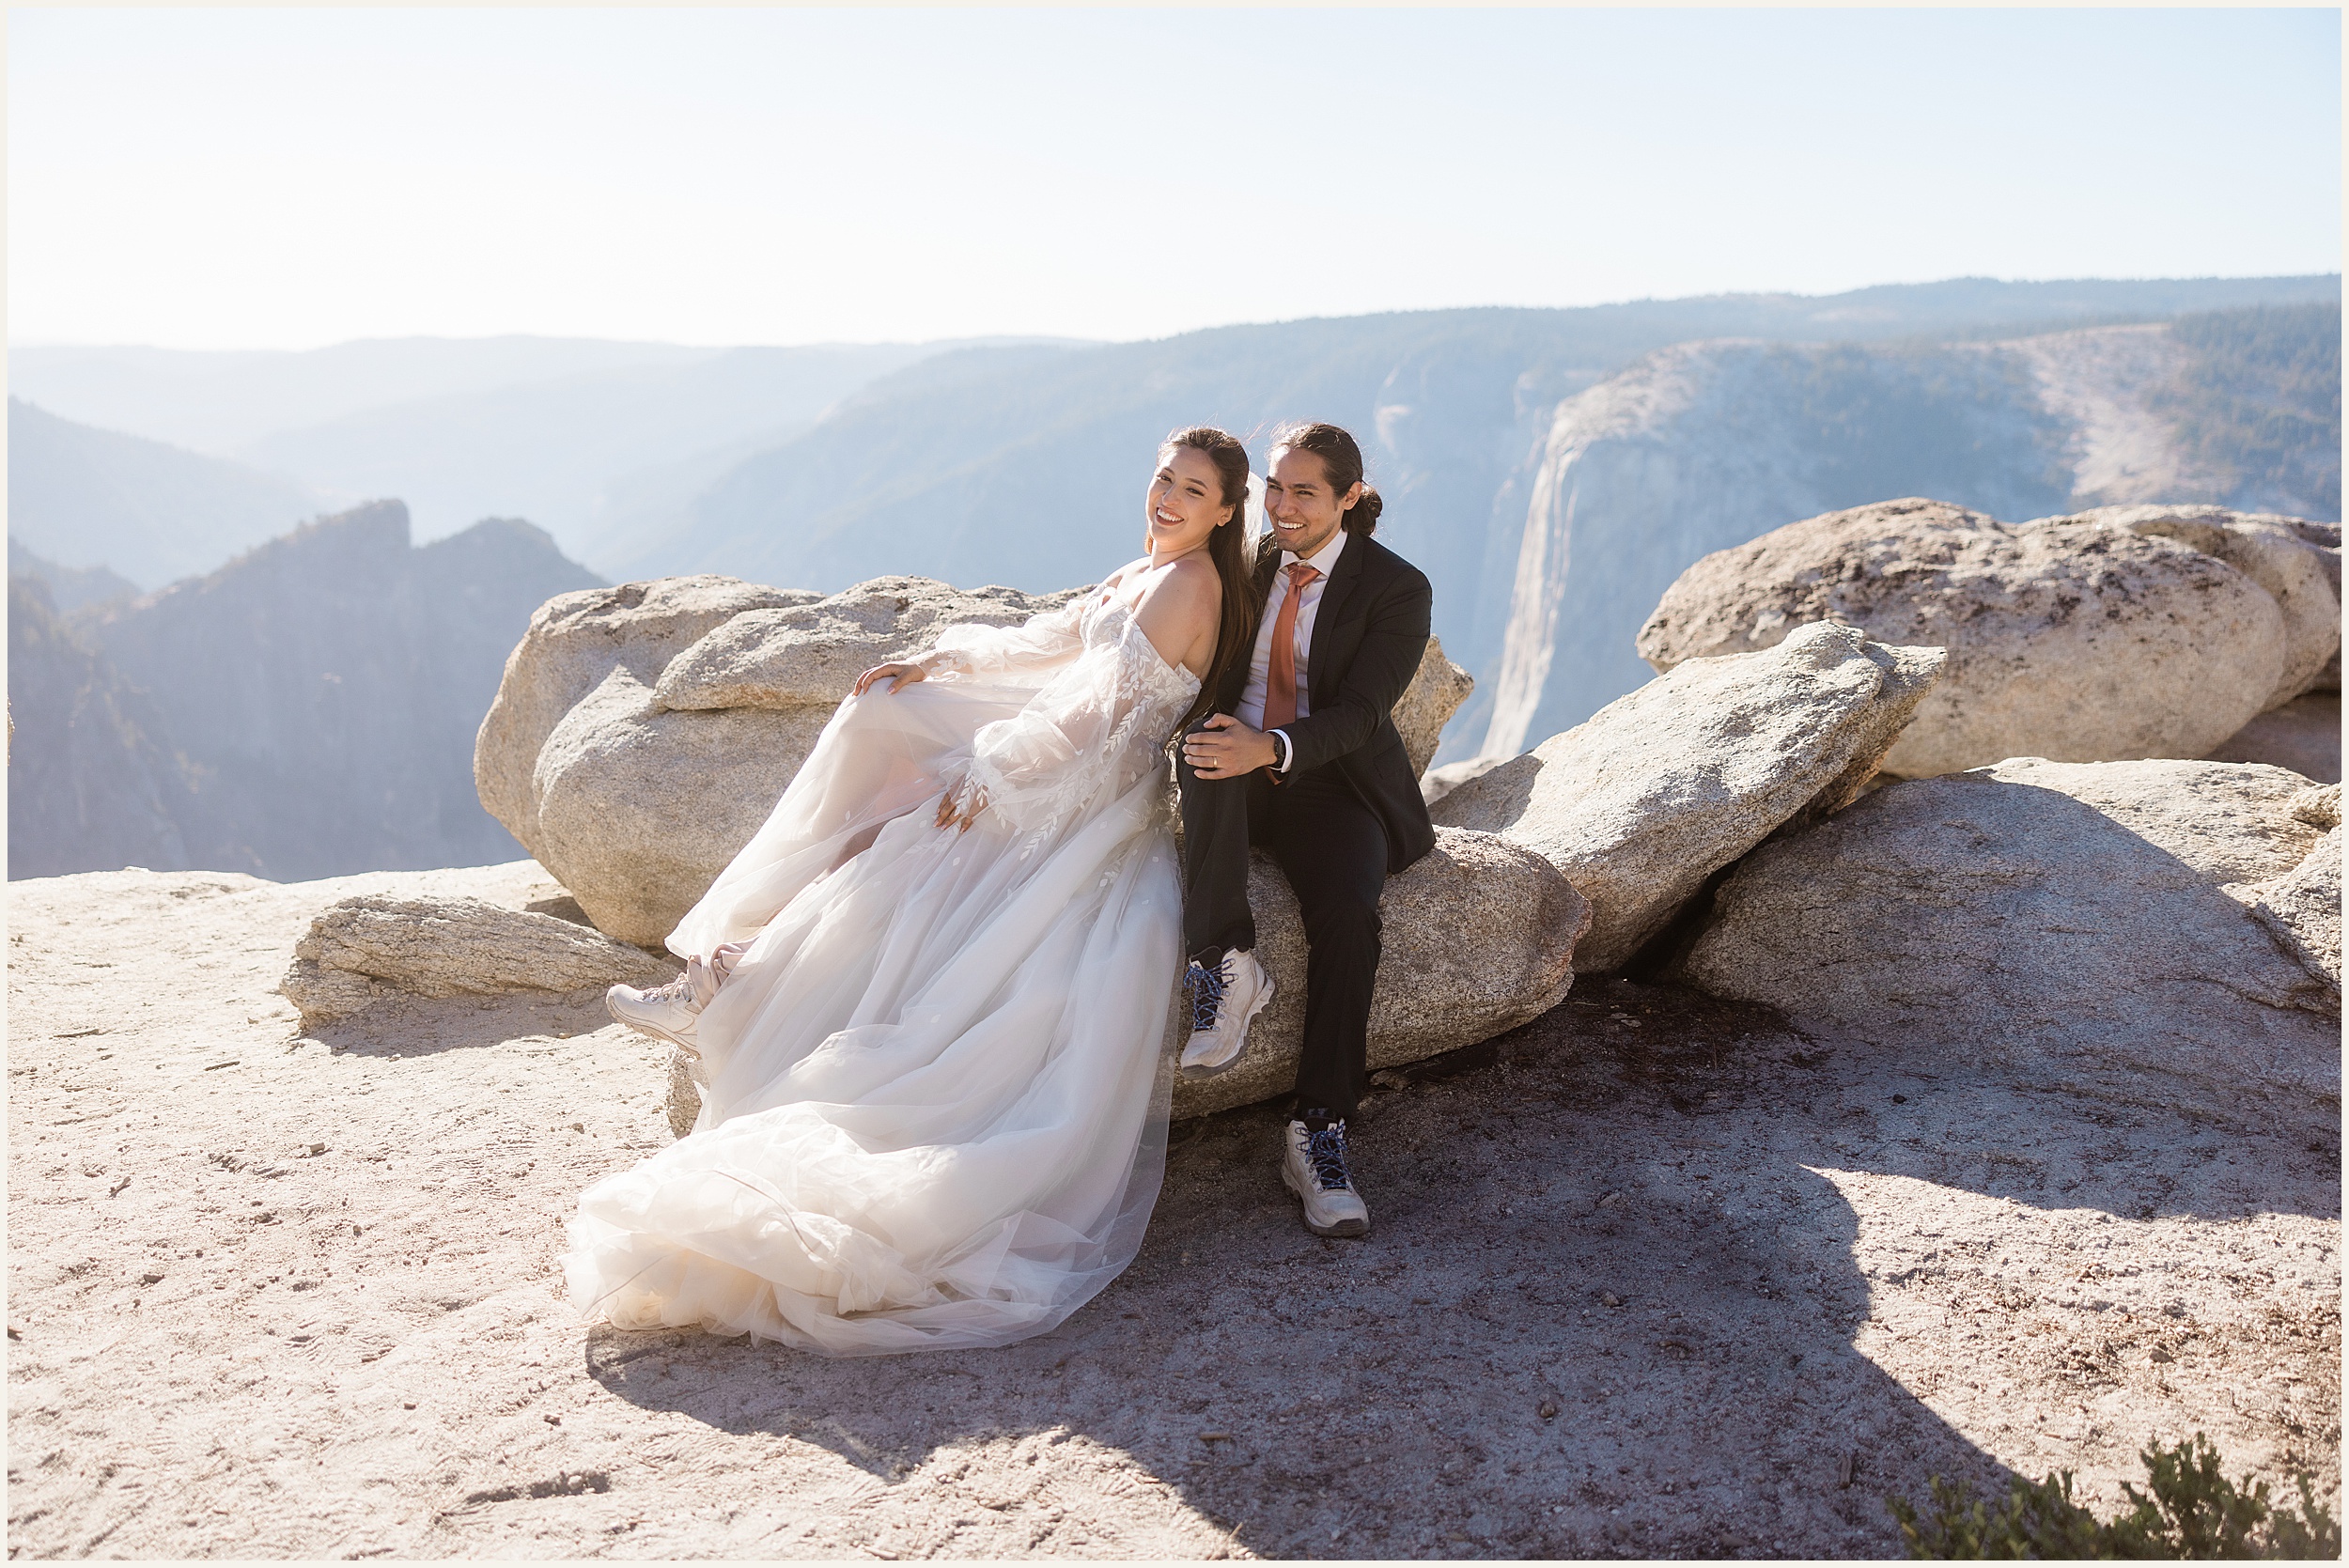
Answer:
957, 596, 1201, 836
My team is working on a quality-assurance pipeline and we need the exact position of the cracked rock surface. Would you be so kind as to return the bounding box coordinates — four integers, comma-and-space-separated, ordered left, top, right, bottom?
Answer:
1678, 758, 2341, 1102
281, 891, 677, 1029
1636, 498, 2319, 778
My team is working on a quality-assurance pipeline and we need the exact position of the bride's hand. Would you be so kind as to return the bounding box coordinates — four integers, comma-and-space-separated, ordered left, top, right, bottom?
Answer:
854, 659, 928, 696
934, 779, 989, 833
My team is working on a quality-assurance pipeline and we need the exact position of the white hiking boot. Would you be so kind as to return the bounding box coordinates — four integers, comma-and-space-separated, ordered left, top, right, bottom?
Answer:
1178, 947, 1275, 1079
1283, 1116, 1371, 1238
607, 955, 721, 1056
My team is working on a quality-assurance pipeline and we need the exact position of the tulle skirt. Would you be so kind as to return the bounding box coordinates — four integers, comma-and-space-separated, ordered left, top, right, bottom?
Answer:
562, 678, 1184, 1355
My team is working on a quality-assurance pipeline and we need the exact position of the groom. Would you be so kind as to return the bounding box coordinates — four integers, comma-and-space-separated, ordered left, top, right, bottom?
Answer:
1174, 421, 1436, 1239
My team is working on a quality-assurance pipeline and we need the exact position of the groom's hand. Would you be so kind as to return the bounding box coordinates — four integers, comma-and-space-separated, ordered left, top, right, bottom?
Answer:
1183, 713, 1280, 779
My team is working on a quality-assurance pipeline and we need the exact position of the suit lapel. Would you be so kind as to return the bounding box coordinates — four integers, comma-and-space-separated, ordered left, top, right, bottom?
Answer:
1303, 533, 1367, 703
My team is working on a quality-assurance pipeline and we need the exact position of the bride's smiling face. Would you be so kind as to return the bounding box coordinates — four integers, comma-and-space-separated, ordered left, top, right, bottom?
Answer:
1145, 444, 1235, 557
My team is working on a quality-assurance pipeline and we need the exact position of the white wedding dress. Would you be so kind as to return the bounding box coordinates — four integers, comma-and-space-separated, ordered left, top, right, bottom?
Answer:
562, 590, 1198, 1355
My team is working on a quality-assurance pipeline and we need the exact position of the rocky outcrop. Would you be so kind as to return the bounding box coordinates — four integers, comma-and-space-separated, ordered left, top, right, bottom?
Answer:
1472, 345, 2077, 761
474, 574, 817, 846
279, 892, 677, 1029
1677, 759, 2341, 1100
2036, 505, 2341, 708
1391, 635, 1475, 779
661, 822, 1592, 1132
482, 574, 1478, 948
2206, 692, 2341, 785
1636, 499, 2295, 778
647, 576, 1076, 712
1174, 826, 1588, 1118
530, 671, 833, 947
1434, 621, 1945, 973
480, 576, 1070, 946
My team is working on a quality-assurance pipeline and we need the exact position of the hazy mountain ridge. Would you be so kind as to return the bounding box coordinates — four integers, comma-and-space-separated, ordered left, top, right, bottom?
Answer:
8, 276, 2337, 880
8, 537, 141, 614
8, 502, 606, 880
7, 397, 336, 587
234, 343, 955, 567
2149, 303, 2341, 518
14, 277, 2333, 602
621, 277, 2342, 727
8, 335, 1087, 574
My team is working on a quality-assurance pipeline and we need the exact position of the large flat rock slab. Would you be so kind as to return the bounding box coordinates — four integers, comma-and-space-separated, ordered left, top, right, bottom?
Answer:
1678, 759, 2341, 1102
7, 865, 2336, 1557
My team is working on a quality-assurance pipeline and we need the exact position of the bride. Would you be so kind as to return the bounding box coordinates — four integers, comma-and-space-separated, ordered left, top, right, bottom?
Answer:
563, 427, 1262, 1355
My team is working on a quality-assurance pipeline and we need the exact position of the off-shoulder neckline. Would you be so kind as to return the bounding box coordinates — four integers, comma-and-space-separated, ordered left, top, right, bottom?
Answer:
1087, 592, 1204, 691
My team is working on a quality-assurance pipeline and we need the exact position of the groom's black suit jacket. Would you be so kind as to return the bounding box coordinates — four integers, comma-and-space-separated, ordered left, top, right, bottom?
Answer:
1214, 532, 1438, 874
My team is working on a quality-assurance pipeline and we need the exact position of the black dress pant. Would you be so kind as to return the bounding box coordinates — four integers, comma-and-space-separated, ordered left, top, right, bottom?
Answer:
1177, 730, 1389, 1121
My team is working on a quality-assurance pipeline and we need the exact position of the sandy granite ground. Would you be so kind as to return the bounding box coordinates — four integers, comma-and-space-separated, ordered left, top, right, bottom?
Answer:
6, 862, 2340, 1560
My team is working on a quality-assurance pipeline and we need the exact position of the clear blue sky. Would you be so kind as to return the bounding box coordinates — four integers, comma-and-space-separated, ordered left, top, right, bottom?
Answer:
9, 7, 2341, 350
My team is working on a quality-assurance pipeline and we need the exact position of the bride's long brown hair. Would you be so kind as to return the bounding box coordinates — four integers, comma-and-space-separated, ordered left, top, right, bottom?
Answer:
1159, 426, 1262, 734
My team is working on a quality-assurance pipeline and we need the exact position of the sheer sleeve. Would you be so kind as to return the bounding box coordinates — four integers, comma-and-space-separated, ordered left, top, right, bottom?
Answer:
929, 596, 1088, 682
957, 613, 1188, 835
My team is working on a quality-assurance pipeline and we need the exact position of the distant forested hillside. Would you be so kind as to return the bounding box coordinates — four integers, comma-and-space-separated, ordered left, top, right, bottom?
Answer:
2153, 302, 2341, 519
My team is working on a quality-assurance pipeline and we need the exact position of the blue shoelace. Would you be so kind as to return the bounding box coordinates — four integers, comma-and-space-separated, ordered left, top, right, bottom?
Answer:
1304, 1123, 1353, 1191
1185, 958, 1227, 1033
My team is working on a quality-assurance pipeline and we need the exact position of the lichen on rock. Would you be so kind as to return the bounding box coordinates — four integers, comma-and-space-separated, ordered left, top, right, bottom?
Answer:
1636, 498, 2318, 778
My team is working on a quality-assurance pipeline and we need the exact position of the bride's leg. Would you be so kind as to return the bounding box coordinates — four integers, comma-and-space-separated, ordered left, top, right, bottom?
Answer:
829, 819, 888, 871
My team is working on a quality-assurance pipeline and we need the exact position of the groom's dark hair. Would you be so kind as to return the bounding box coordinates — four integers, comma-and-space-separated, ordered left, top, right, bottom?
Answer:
1162, 427, 1264, 733
1268, 422, 1383, 537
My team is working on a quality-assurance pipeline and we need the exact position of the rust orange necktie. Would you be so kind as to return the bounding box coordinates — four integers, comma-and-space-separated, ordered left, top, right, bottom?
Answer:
1263, 562, 1322, 731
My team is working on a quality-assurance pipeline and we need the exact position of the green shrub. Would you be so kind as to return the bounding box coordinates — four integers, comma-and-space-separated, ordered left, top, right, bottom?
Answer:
1889, 1434, 2341, 1560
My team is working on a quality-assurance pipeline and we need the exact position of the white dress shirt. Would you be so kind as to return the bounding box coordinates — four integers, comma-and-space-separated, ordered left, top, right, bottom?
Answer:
1236, 528, 1348, 772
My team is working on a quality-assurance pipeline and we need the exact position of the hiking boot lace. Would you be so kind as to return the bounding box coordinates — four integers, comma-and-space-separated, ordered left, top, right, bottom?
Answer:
1305, 1124, 1353, 1191
644, 972, 697, 1004
1185, 958, 1227, 1033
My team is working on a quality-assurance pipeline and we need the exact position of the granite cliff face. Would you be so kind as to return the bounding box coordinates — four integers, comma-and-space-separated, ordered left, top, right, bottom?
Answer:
1474, 311, 2341, 759
8, 502, 604, 880
6, 577, 197, 877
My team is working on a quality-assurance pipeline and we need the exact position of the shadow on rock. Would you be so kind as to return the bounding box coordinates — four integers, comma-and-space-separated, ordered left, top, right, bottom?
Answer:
571, 977, 2312, 1558
304, 988, 615, 1061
